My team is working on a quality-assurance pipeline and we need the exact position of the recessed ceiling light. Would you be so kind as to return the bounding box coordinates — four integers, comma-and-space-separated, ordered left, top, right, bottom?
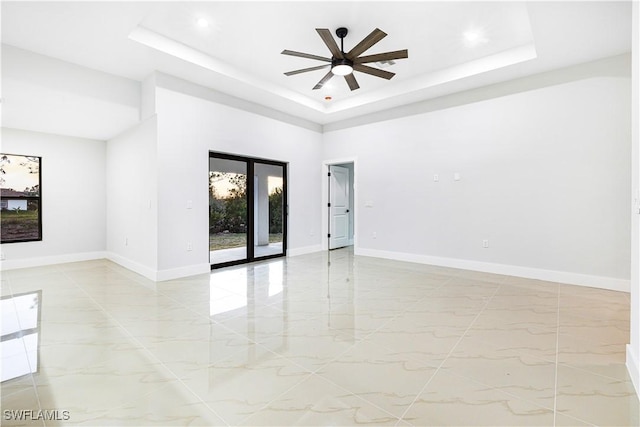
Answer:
464, 31, 479, 42
463, 30, 488, 47
196, 17, 209, 28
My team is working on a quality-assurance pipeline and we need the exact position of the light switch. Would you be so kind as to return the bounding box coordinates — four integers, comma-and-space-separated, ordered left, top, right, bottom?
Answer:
365, 201, 374, 208
186, 200, 193, 209
454, 173, 461, 181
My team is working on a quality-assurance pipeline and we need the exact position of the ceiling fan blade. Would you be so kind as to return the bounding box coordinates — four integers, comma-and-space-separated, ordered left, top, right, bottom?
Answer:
281, 49, 331, 62
316, 28, 343, 59
346, 28, 387, 59
344, 74, 360, 91
354, 64, 395, 80
355, 49, 408, 64
313, 70, 334, 90
284, 64, 331, 76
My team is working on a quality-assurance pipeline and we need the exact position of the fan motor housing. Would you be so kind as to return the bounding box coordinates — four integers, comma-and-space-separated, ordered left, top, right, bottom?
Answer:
332, 57, 353, 68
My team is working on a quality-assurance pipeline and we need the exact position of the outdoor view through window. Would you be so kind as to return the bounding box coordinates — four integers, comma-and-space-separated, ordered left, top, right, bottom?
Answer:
209, 157, 284, 265
0, 154, 42, 243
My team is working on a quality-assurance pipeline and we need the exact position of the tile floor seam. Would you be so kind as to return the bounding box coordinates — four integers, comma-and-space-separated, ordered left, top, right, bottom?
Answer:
400, 276, 455, 312
240, 275, 457, 424
155, 287, 223, 323
432, 365, 558, 416
308, 341, 360, 375
9, 269, 105, 425
234, 372, 316, 425
152, 284, 287, 345
71, 380, 225, 427
112, 268, 344, 424
61, 387, 164, 427
556, 360, 634, 384
397, 282, 502, 422
417, 290, 561, 417
58, 270, 232, 427
287, 372, 403, 425
362, 277, 484, 369
555, 409, 598, 426
329, 277, 458, 362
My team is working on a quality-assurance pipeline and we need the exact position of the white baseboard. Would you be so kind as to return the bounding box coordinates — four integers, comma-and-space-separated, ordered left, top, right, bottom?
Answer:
355, 248, 630, 292
155, 263, 211, 281
627, 345, 640, 400
0, 251, 107, 270
106, 252, 210, 281
3, 246, 629, 293
287, 245, 322, 257
105, 252, 158, 281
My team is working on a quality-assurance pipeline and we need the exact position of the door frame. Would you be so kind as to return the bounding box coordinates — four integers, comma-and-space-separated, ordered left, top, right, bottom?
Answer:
322, 157, 357, 251
209, 151, 288, 269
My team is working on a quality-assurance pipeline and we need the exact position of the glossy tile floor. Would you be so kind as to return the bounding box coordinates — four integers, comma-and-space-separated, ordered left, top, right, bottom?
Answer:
1, 248, 638, 426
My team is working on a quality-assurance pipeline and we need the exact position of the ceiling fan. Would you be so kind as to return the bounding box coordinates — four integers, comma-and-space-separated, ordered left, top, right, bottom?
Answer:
281, 27, 408, 91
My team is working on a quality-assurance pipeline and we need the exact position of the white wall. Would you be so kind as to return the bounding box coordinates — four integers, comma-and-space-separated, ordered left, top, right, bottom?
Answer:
153, 76, 323, 280
323, 56, 631, 290
1, 45, 140, 141
627, 0, 640, 398
105, 117, 158, 278
0, 128, 106, 267
0, 51, 632, 296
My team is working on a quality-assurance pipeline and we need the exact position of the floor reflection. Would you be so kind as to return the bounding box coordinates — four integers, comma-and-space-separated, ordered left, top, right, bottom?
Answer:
209, 269, 248, 317
1, 290, 41, 382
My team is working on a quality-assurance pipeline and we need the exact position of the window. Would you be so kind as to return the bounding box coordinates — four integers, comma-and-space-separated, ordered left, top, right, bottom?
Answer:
0, 154, 42, 243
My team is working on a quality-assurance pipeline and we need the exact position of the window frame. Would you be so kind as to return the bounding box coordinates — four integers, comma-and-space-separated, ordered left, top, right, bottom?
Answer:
0, 154, 43, 244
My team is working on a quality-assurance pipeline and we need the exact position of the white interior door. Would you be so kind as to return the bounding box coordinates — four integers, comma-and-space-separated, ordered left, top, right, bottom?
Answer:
329, 165, 350, 249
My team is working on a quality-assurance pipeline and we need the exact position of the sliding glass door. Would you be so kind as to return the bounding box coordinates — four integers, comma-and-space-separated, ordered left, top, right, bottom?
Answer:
209, 156, 249, 265
253, 162, 285, 258
209, 153, 286, 268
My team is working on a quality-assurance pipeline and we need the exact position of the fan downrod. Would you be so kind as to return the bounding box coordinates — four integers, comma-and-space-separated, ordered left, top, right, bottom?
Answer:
335, 27, 348, 55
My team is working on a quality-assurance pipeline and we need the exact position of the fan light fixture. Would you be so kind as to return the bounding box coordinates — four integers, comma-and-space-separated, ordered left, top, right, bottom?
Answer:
331, 58, 353, 76
282, 27, 409, 91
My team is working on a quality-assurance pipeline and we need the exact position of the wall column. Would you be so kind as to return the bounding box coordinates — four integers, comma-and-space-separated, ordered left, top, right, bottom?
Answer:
628, 0, 640, 398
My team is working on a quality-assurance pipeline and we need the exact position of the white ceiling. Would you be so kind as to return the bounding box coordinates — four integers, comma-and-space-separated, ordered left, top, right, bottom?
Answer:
0, 1, 632, 136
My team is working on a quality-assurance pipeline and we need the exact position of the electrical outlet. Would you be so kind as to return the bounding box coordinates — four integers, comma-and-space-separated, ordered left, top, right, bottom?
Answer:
433, 174, 439, 182
0, 252, 5, 261
187, 242, 193, 251
373, 232, 377, 239
482, 239, 489, 248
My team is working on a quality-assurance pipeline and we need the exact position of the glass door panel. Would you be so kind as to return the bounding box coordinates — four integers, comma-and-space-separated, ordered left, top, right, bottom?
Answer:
209, 157, 248, 266
254, 162, 285, 259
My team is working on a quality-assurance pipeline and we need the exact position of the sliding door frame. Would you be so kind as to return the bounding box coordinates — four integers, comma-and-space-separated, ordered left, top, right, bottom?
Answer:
209, 151, 287, 269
